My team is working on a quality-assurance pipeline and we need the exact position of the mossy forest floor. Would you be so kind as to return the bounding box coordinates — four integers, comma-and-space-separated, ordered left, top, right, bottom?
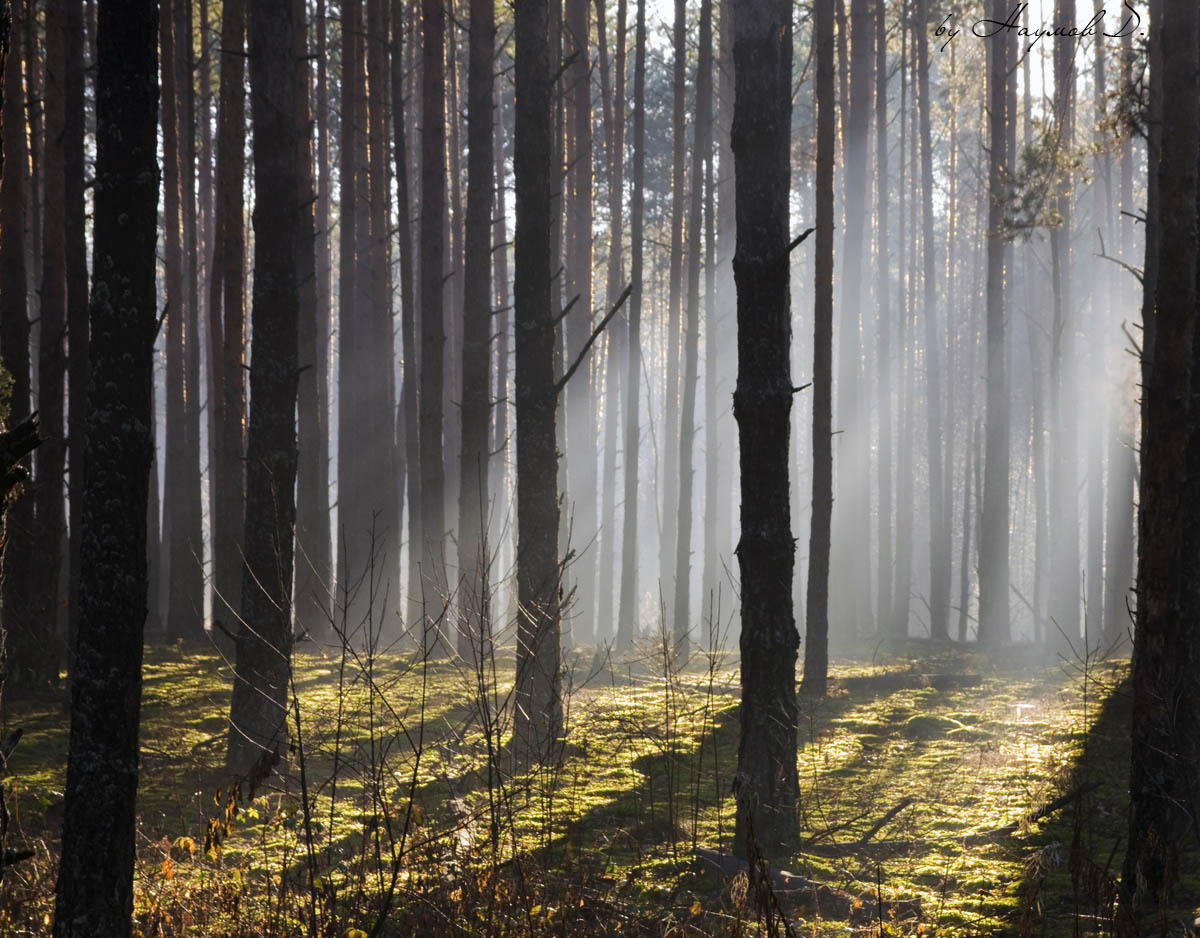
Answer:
0, 638, 1136, 937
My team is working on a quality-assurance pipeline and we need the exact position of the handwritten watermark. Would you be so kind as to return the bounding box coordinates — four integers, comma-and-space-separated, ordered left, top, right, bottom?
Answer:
934, 1, 1142, 51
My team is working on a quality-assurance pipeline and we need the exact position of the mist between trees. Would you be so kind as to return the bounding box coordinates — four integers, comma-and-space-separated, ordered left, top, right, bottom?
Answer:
0, 0, 1194, 934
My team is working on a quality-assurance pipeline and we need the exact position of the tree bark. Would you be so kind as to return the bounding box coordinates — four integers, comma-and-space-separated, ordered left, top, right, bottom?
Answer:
417, 0, 448, 653
732, 0, 799, 859
52, 0, 158, 928
804, 0, 834, 695
978, 0, 1010, 645
513, 0, 564, 761
209, 0, 246, 636
1121, 0, 1200, 921
33, 0, 68, 681
226, 0, 304, 774
673, 0, 712, 660
64, 0, 87, 653
617, 0, 646, 650
0, 0, 35, 688
457, 0, 494, 660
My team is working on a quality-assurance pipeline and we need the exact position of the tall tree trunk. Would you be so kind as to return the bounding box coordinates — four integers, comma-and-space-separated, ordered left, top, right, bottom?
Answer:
227, 0, 304, 773
457, 0, 494, 659
978, 0, 1010, 645
31, 0, 68, 682
1104, 19, 1137, 649
594, 0, 625, 646
673, 0, 711, 659
873, 0, 890, 635
805, 0, 834, 696
161, 0, 204, 641
707, 0, 737, 641
915, 0, 947, 640
617, 0, 646, 650
733, 0, 799, 857
418, 0, 448, 652
830, 0, 873, 644
367, 0, 398, 636
209, 0, 246, 636
294, 0, 327, 639
659, 0, 687, 612
1049, 0, 1080, 652
513, 0, 563, 761
1121, 0, 1199, 919
64, 0, 87, 654
892, 5, 913, 636
0, 0, 35, 687
52, 0, 159, 927
392, 0, 421, 642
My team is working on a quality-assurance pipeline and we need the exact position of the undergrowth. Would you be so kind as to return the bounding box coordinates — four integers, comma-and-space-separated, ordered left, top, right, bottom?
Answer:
0, 638, 1129, 937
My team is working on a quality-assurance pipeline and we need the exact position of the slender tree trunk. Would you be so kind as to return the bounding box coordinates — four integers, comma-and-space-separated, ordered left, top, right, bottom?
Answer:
915, 0, 947, 640
673, 0, 712, 660
873, 0, 890, 635
64, 0, 87, 653
733, 0, 799, 856
513, 0, 563, 761
892, 6, 914, 636
209, 0, 246, 635
392, 0, 421, 641
294, 0, 327, 639
1104, 20, 1136, 649
227, 0, 305, 774
457, 0, 494, 659
52, 0, 158, 927
418, 0, 448, 652
1049, 0, 1080, 652
805, 0, 834, 695
594, 0, 625, 646
978, 0, 1010, 645
617, 0, 646, 650
830, 0, 873, 644
660, 0, 687, 611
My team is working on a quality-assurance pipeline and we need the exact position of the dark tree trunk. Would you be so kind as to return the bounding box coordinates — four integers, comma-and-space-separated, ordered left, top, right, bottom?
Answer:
417, 0, 448, 652
293, 0, 327, 639
32, 0, 68, 682
617, 0, 646, 650
64, 0, 87, 652
804, 0, 833, 695
367, 0, 399, 633
562, 0, 595, 646
731, 0, 799, 859
161, 0, 203, 641
513, 0, 563, 761
978, 0, 1010, 645
0, 0, 35, 688
457, 0, 494, 659
1122, 0, 1200, 921
672, 0, 712, 660
209, 0, 246, 635
226, 0, 304, 773
52, 0, 159, 928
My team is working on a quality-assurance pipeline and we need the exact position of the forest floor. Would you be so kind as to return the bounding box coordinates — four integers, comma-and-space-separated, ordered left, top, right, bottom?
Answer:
0, 637, 1137, 937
